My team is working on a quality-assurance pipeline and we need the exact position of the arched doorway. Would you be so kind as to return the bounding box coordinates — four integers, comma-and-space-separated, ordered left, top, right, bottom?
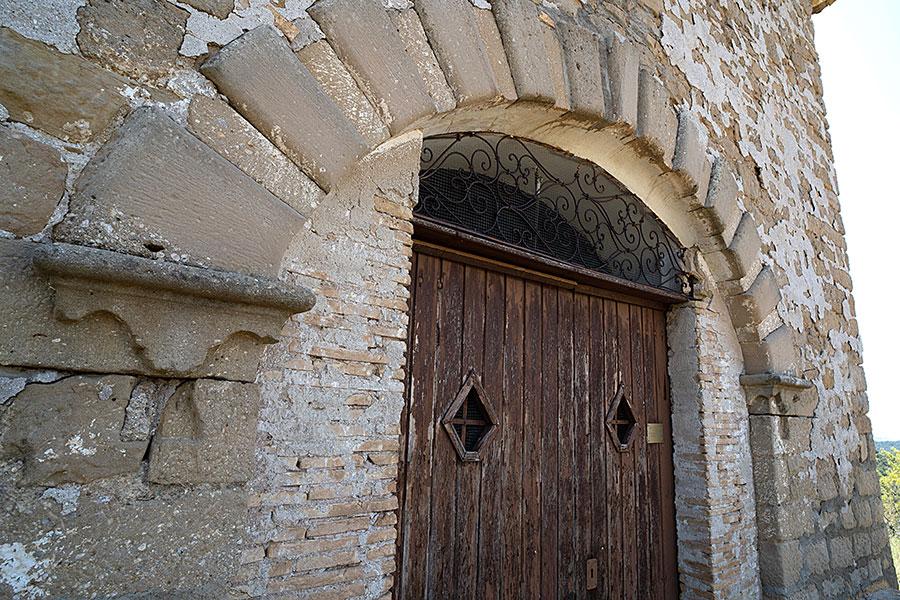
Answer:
397, 133, 685, 598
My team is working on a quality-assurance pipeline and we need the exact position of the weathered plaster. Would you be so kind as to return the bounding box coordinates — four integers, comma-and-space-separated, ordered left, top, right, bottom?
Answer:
0, 0, 85, 54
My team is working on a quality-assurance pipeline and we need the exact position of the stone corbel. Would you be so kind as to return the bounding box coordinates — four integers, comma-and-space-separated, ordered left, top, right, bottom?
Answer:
28, 242, 314, 378
740, 372, 817, 417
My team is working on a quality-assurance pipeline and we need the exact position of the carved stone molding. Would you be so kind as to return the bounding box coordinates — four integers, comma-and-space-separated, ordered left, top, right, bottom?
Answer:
740, 372, 817, 417
0, 240, 314, 381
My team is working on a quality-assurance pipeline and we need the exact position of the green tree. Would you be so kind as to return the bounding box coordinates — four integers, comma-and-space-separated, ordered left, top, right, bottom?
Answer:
877, 448, 900, 539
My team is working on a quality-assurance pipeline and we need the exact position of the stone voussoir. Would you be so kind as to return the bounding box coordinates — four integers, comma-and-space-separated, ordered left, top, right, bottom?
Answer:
556, 19, 606, 119
201, 25, 370, 191
703, 158, 744, 246
390, 7, 457, 113
491, 0, 569, 110
636, 68, 678, 166
673, 110, 713, 205
186, 95, 324, 215
308, 0, 436, 133
56, 106, 306, 278
727, 265, 782, 342
295, 40, 390, 147
604, 34, 640, 126
412, 0, 512, 107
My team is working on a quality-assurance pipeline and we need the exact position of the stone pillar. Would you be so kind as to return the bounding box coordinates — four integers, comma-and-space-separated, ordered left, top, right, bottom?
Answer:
743, 373, 819, 599
668, 297, 761, 599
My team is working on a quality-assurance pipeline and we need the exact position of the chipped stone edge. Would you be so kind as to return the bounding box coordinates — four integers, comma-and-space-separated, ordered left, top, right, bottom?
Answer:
32, 242, 315, 314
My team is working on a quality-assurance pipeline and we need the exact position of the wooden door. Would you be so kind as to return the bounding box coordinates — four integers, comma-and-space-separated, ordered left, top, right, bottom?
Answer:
397, 246, 678, 599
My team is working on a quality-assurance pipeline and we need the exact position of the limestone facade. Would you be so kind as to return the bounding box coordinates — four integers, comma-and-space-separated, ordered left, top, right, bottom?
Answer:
0, 0, 895, 599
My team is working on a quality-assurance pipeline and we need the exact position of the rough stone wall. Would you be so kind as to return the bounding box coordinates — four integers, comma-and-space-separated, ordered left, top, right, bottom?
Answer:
0, 0, 896, 599
659, 0, 896, 597
238, 134, 419, 597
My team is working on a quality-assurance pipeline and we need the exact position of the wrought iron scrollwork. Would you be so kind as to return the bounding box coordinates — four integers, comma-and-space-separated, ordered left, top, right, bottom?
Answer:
416, 132, 692, 295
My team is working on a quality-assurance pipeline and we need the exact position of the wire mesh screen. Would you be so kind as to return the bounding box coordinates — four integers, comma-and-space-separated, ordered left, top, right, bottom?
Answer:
416, 132, 692, 295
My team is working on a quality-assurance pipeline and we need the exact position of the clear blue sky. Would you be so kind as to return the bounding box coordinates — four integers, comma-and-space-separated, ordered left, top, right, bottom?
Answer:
815, 1, 900, 440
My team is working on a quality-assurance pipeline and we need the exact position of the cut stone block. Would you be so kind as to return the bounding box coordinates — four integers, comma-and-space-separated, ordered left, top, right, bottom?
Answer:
390, 8, 456, 112
491, 0, 568, 108
557, 20, 606, 118
0, 486, 247, 598
471, 5, 517, 101
309, 0, 435, 132
187, 95, 324, 214
636, 69, 677, 165
56, 106, 304, 277
704, 158, 742, 245
0, 374, 146, 485
295, 40, 390, 147
0, 126, 67, 236
413, 0, 511, 106
201, 26, 369, 191
728, 266, 781, 341
605, 35, 639, 126
0, 28, 131, 143
180, 0, 233, 19
76, 0, 188, 79
149, 379, 261, 484
673, 110, 713, 204
742, 325, 800, 376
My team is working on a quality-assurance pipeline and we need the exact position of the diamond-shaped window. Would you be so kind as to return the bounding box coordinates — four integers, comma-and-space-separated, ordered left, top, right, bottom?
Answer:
441, 369, 499, 462
606, 385, 638, 451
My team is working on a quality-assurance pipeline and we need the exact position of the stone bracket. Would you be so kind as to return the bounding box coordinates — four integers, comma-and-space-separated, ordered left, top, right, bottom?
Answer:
32, 242, 315, 377
741, 372, 816, 417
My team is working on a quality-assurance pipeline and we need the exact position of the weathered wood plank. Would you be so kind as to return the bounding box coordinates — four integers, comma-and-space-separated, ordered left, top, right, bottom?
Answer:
428, 258, 465, 598
618, 301, 637, 600
604, 298, 623, 600
478, 269, 506, 599
522, 280, 543, 597
455, 265, 486, 598
573, 292, 592, 599
557, 289, 576, 598
500, 275, 525, 600
631, 304, 650, 600
540, 285, 559, 598
399, 253, 438, 597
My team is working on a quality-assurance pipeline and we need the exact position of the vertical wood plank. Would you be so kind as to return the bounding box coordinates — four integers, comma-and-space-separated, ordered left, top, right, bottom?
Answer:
477, 269, 505, 599
500, 275, 525, 600
399, 253, 439, 598
643, 307, 662, 600
604, 298, 623, 600
428, 258, 466, 599
654, 308, 679, 598
617, 301, 637, 600
455, 265, 486, 598
557, 289, 576, 599
522, 280, 543, 597
573, 292, 592, 599
631, 304, 650, 600
540, 285, 559, 600
590, 296, 609, 600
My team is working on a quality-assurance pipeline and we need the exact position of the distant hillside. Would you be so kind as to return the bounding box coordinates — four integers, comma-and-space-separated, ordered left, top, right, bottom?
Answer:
876, 440, 900, 451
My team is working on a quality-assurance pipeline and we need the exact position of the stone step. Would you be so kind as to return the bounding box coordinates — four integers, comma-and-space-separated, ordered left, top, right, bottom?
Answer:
201, 25, 370, 191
